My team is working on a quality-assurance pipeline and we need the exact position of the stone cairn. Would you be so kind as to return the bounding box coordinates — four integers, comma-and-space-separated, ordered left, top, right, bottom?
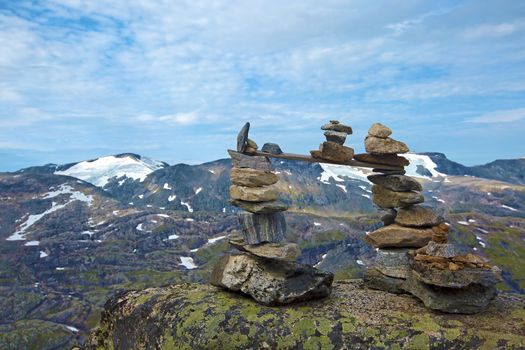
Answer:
361, 123, 499, 314
310, 120, 354, 162
211, 122, 333, 306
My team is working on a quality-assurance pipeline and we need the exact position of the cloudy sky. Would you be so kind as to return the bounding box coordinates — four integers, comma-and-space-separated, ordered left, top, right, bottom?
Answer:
1, 0, 524, 171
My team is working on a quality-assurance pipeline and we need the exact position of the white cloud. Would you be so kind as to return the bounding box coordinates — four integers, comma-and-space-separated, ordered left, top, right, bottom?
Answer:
462, 22, 521, 40
465, 108, 525, 124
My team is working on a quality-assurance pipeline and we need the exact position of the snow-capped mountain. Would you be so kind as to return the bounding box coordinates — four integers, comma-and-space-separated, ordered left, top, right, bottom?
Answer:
54, 153, 167, 187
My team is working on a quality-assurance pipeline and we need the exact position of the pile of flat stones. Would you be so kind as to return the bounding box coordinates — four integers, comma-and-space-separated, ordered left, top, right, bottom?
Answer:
362, 123, 499, 313
310, 120, 354, 163
211, 122, 333, 305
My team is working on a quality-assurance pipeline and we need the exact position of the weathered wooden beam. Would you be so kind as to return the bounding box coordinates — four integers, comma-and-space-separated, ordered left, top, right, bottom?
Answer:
227, 149, 403, 171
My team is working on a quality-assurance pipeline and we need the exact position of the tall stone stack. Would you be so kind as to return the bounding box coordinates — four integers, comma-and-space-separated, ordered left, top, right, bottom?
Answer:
310, 120, 354, 163
362, 123, 499, 313
211, 122, 333, 305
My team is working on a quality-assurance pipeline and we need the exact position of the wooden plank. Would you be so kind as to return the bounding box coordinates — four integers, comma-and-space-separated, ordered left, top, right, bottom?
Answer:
235, 150, 403, 170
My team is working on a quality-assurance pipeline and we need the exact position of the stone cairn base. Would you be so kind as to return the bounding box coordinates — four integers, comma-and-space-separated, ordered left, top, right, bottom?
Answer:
211, 122, 333, 305
361, 123, 499, 314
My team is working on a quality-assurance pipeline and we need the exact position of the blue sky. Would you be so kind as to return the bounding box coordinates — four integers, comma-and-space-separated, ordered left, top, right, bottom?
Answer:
0, 0, 524, 171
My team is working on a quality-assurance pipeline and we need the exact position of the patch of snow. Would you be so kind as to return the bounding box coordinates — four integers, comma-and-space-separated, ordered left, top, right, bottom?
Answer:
356, 259, 364, 266
477, 228, 489, 234
468, 219, 476, 223
280, 161, 284, 164
168, 234, 179, 240
55, 155, 164, 187
284, 170, 292, 176
56, 267, 65, 271
8, 198, 72, 241
195, 187, 202, 194
457, 221, 470, 226
146, 204, 152, 208
208, 235, 226, 244
336, 184, 347, 193
273, 171, 281, 174
81, 230, 95, 236
473, 247, 478, 251
138, 194, 144, 199
185, 218, 194, 222
432, 196, 446, 203
151, 220, 157, 223
157, 214, 170, 218
314, 222, 322, 226
209, 169, 215, 174
403, 153, 447, 178
179, 256, 198, 269
479, 241, 486, 247
118, 179, 126, 186
314, 253, 328, 267
136, 223, 144, 231
501, 204, 518, 212
222, 207, 226, 213
113, 210, 119, 215
319, 163, 370, 184
163, 183, 172, 190
181, 200, 194, 213
65, 326, 79, 333
168, 195, 177, 202
24, 241, 39, 246
39, 251, 48, 258
190, 248, 199, 253
361, 194, 371, 199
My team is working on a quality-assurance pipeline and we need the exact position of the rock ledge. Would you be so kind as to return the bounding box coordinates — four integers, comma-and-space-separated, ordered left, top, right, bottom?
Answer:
87, 281, 525, 350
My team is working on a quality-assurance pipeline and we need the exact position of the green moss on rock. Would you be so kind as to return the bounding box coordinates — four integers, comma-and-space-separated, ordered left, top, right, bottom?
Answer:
86, 281, 525, 350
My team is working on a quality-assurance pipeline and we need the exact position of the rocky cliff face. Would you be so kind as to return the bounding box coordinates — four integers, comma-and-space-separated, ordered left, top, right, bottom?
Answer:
87, 281, 525, 350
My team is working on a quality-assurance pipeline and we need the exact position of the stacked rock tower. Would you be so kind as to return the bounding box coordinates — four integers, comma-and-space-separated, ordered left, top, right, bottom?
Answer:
211, 122, 333, 305
310, 120, 354, 163
362, 123, 498, 313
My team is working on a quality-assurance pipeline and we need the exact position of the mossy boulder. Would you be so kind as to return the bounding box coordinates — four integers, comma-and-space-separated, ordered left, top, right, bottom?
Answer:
86, 281, 525, 350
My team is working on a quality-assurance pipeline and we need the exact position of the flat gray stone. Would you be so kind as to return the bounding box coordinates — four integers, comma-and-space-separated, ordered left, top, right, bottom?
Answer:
230, 185, 278, 202
425, 241, 458, 258
375, 248, 412, 278
229, 239, 300, 261
321, 121, 353, 134
403, 273, 497, 314
228, 150, 272, 171
211, 253, 333, 305
324, 131, 347, 144
239, 212, 286, 244
364, 267, 407, 294
229, 199, 289, 213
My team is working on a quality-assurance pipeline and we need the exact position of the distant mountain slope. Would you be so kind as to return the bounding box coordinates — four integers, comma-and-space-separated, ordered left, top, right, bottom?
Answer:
424, 152, 525, 185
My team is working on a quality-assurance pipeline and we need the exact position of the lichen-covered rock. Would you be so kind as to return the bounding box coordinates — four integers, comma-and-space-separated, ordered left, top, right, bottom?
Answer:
210, 254, 333, 306
86, 281, 525, 350
229, 239, 300, 261
354, 153, 409, 167
320, 141, 354, 163
261, 143, 283, 154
